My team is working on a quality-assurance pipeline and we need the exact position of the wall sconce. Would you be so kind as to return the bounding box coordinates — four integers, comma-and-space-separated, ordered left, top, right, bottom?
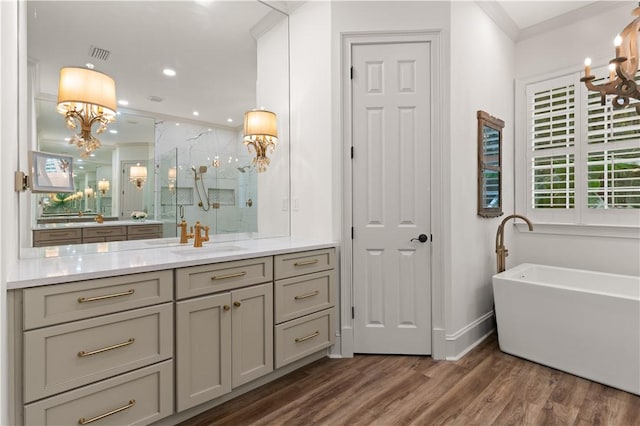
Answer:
98, 178, 110, 195
129, 164, 147, 190
243, 109, 278, 172
57, 67, 117, 158
84, 187, 94, 198
581, 5, 640, 114
168, 167, 176, 192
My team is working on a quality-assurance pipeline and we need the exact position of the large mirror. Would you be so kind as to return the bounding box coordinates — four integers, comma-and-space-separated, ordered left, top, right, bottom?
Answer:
24, 1, 290, 251
477, 110, 504, 218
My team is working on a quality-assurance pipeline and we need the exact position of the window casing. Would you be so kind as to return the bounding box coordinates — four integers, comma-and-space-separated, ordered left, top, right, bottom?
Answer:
520, 67, 640, 228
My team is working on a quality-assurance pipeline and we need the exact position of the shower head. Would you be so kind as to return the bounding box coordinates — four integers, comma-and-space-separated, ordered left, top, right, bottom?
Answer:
237, 165, 251, 173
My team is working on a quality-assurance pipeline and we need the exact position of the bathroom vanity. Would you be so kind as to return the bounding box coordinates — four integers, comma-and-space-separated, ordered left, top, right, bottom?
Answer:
7, 238, 337, 425
32, 221, 164, 246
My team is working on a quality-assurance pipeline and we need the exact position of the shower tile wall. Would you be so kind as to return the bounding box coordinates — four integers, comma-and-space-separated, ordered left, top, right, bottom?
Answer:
155, 120, 257, 236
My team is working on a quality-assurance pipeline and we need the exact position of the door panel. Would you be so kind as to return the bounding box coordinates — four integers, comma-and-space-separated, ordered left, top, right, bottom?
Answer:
352, 42, 432, 355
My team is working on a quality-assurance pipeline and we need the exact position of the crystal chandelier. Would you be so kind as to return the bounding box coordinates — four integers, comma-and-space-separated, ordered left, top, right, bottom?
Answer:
243, 109, 278, 173
581, 4, 640, 114
57, 67, 117, 158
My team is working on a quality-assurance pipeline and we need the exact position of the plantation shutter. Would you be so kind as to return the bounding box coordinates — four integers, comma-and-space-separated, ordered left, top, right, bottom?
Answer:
585, 71, 640, 211
526, 74, 578, 223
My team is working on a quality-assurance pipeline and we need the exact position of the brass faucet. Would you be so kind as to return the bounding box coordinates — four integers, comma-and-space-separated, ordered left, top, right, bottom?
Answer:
193, 221, 210, 248
177, 220, 194, 244
495, 214, 533, 273
94, 213, 104, 224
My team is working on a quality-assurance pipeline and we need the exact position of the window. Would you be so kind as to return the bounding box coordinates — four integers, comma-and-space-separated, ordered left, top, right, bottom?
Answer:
520, 68, 640, 227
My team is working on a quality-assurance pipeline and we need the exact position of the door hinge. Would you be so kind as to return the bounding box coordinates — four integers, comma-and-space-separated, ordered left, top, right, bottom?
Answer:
431, 234, 433, 242
351, 306, 355, 319
350, 66, 354, 80
351, 227, 354, 239
350, 146, 354, 159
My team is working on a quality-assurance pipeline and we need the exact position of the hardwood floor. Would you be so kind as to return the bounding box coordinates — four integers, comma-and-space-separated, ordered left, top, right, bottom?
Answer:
179, 334, 640, 426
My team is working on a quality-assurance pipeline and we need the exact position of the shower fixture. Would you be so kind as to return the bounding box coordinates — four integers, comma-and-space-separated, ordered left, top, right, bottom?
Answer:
192, 165, 212, 211
237, 165, 252, 173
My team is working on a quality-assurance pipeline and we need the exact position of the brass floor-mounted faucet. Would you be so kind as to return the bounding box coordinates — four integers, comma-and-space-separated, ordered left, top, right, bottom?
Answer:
177, 220, 194, 244
495, 214, 533, 273
193, 221, 210, 247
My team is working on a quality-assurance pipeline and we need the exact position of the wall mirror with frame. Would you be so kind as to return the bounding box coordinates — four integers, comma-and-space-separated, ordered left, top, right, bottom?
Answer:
22, 1, 290, 251
477, 110, 504, 218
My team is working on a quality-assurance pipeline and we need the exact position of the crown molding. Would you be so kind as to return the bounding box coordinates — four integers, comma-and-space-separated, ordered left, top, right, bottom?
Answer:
475, 1, 520, 41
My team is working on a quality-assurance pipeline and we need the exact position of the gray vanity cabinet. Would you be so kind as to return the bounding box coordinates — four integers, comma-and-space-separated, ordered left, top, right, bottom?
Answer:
175, 258, 274, 412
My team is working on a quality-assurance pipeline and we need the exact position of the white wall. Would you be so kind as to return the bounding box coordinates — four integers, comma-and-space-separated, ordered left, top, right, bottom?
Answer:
289, 1, 333, 239
257, 16, 291, 237
0, 1, 20, 423
511, 2, 640, 276
447, 1, 515, 356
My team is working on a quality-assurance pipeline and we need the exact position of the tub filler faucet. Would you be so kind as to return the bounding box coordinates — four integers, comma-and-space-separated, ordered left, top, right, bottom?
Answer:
495, 214, 533, 273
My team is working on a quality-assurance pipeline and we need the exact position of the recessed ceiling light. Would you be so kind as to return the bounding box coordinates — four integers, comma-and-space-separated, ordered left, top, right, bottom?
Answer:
109, 129, 118, 134
192, 111, 199, 116
227, 118, 233, 123
78, 166, 84, 169
86, 63, 95, 69
176, 123, 180, 126
64, 137, 71, 142
89, 153, 95, 157
118, 99, 129, 106
77, 159, 83, 162
163, 68, 176, 77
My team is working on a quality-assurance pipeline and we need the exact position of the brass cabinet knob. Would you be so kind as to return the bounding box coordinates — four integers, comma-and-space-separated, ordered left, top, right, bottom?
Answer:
233, 301, 241, 308
223, 305, 230, 311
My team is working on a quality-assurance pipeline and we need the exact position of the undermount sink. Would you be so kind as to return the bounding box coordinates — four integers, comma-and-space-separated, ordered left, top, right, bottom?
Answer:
170, 245, 244, 256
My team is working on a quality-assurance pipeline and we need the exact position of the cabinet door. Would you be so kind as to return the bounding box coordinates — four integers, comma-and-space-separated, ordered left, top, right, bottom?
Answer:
176, 293, 231, 411
231, 283, 273, 388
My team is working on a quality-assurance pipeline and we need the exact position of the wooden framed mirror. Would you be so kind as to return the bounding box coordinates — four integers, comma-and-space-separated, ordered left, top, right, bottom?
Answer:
477, 110, 504, 218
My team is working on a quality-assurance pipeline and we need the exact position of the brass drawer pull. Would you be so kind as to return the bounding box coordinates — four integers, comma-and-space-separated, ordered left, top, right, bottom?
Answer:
295, 330, 320, 343
78, 289, 135, 303
211, 271, 247, 280
78, 399, 136, 424
78, 338, 135, 357
294, 291, 320, 300
294, 259, 319, 267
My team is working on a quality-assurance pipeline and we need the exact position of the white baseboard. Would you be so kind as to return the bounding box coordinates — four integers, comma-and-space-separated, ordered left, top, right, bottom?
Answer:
445, 311, 495, 361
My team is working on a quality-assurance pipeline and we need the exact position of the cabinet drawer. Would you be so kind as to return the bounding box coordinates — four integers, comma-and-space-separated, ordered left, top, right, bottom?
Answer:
24, 360, 173, 426
24, 303, 173, 403
176, 256, 273, 299
33, 228, 82, 243
33, 238, 82, 247
23, 270, 173, 329
83, 226, 126, 239
274, 248, 336, 280
275, 308, 334, 369
275, 270, 335, 324
127, 224, 162, 236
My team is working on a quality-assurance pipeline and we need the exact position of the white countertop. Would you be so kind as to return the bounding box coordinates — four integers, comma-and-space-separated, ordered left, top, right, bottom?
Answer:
33, 220, 163, 230
7, 236, 338, 290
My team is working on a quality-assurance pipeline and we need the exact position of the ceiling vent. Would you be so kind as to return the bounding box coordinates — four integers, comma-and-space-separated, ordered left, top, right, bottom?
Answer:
148, 95, 165, 103
89, 45, 110, 61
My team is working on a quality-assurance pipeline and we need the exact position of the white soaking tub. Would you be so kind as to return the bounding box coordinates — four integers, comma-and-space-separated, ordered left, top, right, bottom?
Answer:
493, 263, 640, 395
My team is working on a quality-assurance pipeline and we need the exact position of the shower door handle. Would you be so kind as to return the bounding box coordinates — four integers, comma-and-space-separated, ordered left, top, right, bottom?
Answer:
411, 234, 429, 243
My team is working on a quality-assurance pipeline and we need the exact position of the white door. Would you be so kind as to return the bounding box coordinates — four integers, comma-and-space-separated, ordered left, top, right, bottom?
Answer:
352, 41, 432, 355
120, 160, 146, 219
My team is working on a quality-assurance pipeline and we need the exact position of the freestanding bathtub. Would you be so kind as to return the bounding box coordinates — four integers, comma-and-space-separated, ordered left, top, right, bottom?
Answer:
493, 263, 640, 395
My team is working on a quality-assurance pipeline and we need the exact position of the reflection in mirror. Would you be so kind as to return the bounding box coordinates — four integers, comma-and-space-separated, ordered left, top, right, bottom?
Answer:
477, 110, 504, 218
29, 150, 74, 193
24, 1, 290, 251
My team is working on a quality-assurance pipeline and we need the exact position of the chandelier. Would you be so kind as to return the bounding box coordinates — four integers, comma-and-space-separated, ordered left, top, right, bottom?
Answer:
581, 5, 640, 114
57, 67, 117, 158
243, 109, 278, 173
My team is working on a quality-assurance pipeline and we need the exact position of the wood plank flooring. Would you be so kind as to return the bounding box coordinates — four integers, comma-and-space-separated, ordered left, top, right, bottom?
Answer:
179, 334, 640, 426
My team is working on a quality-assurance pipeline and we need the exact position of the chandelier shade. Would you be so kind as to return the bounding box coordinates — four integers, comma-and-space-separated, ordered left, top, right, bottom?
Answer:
243, 109, 278, 173
57, 67, 117, 157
